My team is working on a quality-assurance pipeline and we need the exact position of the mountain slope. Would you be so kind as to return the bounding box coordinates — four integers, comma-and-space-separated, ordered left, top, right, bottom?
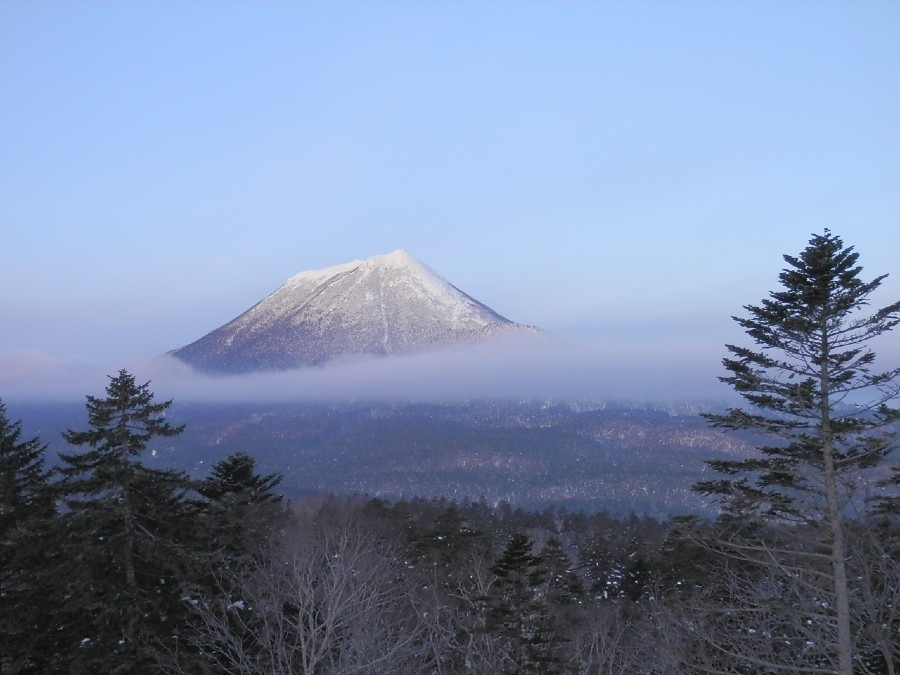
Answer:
171, 250, 542, 373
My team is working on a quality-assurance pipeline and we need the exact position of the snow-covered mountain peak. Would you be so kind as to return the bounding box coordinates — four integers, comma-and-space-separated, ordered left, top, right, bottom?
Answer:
171, 250, 544, 373
286, 258, 362, 285
286, 250, 428, 285
369, 248, 416, 267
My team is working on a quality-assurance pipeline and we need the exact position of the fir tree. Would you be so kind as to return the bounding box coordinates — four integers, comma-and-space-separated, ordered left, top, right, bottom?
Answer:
200, 451, 281, 502
0, 400, 55, 673
53, 370, 201, 674
696, 230, 900, 674
485, 531, 561, 674
540, 536, 585, 609
0, 400, 51, 533
198, 451, 283, 563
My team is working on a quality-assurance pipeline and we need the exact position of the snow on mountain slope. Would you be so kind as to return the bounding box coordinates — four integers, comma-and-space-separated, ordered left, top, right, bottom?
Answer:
171, 250, 544, 373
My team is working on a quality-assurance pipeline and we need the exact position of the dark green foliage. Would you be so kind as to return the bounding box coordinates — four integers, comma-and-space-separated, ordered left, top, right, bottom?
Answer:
487, 532, 546, 618
697, 230, 900, 520
0, 400, 51, 532
200, 451, 282, 502
407, 500, 491, 572
539, 536, 587, 655
540, 537, 584, 608
51, 370, 201, 674
0, 400, 55, 674
575, 511, 665, 602
484, 531, 563, 674
873, 464, 900, 516
198, 451, 284, 565
695, 231, 900, 674
654, 515, 720, 594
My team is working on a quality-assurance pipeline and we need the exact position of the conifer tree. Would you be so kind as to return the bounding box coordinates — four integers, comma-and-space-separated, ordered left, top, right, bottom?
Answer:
199, 451, 283, 564
540, 536, 585, 609
53, 370, 201, 674
485, 531, 561, 674
0, 400, 55, 673
200, 451, 282, 503
696, 230, 900, 674
0, 400, 51, 531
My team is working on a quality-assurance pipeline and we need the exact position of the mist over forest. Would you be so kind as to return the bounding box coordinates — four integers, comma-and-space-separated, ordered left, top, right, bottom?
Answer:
2, 334, 732, 405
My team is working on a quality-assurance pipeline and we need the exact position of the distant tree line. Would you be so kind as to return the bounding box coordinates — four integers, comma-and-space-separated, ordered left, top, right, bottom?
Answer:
1, 231, 897, 673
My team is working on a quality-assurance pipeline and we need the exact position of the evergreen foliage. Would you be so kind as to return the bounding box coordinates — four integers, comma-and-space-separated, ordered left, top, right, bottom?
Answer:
52, 370, 201, 674
0, 400, 55, 674
540, 536, 584, 608
484, 531, 562, 674
695, 230, 900, 674
200, 451, 282, 502
0, 400, 51, 532
198, 451, 285, 569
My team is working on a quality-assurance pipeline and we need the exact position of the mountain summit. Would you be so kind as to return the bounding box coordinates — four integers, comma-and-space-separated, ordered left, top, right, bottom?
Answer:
171, 250, 542, 373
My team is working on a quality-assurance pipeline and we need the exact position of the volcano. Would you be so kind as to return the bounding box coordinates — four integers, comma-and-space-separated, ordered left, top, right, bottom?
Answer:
170, 250, 543, 373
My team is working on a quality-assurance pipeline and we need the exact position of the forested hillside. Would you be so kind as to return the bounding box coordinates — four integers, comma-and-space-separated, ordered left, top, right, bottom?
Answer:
13, 399, 749, 518
1, 380, 897, 673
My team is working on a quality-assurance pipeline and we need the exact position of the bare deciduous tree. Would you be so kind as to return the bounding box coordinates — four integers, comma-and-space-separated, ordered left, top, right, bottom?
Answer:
187, 509, 430, 674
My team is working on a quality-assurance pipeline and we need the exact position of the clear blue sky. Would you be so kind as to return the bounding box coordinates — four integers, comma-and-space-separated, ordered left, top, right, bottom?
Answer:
2, 1, 899, 399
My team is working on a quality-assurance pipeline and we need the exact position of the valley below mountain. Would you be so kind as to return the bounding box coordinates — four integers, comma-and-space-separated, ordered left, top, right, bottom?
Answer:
9, 251, 748, 516
19, 398, 750, 517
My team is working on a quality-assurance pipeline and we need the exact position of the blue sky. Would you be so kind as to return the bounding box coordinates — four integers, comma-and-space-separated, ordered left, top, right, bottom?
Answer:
1, 1, 899, 399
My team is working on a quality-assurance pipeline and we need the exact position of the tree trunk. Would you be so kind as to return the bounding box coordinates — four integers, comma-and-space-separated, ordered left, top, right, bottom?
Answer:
121, 479, 140, 645
820, 331, 854, 675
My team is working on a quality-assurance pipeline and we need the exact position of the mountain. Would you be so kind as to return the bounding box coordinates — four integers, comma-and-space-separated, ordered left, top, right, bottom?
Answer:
171, 250, 543, 373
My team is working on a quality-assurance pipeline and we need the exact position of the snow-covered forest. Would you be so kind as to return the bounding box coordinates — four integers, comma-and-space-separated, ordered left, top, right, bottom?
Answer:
1, 392, 897, 673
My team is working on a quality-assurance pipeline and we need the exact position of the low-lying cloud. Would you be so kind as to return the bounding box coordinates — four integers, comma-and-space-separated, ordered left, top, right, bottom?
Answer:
1, 335, 731, 404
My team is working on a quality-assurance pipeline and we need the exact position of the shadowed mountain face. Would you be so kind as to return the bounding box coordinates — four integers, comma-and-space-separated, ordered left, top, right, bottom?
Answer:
171, 250, 542, 374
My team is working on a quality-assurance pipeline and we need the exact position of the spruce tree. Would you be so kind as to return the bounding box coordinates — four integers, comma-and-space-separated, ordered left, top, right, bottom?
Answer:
200, 451, 282, 502
0, 400, 51, 531
696, 230, 900, 674
539, 535, 585, 666
53, 370, 200, 674
485, 532, 560, 674
198, 451, 283, 564
0, 400, 55, 673
540, 536, 585, 609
